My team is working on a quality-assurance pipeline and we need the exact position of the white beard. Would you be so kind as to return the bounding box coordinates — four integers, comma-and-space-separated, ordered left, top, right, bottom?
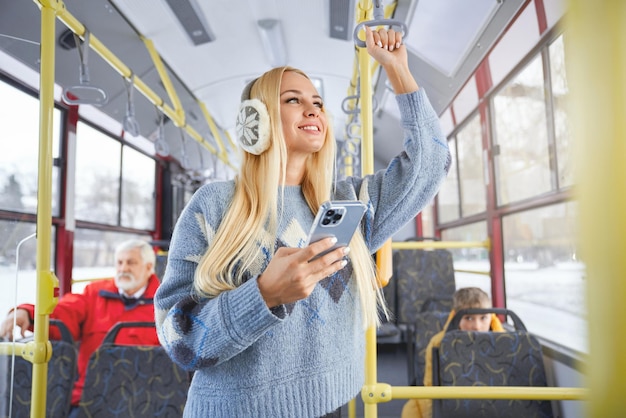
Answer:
115, 272, 140, 293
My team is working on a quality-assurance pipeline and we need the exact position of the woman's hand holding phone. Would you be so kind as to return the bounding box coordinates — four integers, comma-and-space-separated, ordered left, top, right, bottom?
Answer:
257, 237, 350, 308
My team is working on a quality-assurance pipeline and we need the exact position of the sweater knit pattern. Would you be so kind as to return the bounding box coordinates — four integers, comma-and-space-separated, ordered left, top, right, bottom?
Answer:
155, 88, 450, 418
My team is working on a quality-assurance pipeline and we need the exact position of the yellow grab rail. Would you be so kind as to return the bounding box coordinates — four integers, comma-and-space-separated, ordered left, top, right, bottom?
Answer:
0, 342, 28, 357
33, 0, 234, 168
391, 239, 491, 250
386, 385, 587, 401
27, 2, 62, 417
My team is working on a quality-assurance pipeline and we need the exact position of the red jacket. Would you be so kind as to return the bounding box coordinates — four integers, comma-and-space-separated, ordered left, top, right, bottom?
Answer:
21, 274, 161, 405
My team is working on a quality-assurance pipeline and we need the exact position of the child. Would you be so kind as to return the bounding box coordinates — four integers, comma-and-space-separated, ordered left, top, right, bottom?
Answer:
401, 287, 504, 418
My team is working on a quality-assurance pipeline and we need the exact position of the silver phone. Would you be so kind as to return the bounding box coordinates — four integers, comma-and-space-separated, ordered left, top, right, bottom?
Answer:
306, 200, 367, 261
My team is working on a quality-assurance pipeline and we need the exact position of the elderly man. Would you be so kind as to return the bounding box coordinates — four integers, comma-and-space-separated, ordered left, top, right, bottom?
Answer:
0, 239, 161, 410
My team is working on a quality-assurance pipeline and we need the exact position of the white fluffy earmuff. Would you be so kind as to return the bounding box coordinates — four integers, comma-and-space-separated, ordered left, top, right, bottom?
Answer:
235, 78, 271, 155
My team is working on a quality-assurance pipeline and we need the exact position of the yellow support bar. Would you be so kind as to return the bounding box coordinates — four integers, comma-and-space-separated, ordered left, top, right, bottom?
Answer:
391, 385, 588, 401
376, 239, 393, 288
30, 3, 61, 417
454, 268, 491, 276
198, 100, 231, 165
142, 36, 185, 125
359, 49, 374, 175
33, 0, 231, 167
363, 326, 378, 417
0, 342, 28, 356
391, 239, 491, 250
354, 3, 382, 417
567, 1, 626, 416
71, 277, 109, 284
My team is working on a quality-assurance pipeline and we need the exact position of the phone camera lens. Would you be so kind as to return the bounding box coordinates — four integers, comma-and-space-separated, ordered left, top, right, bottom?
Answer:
326, 210, 335, 216
333, 214, 342, 221
322, 218, 331, 225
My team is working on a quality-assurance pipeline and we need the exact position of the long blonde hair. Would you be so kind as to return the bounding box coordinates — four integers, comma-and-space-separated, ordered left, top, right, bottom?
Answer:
193, 66, 386, 328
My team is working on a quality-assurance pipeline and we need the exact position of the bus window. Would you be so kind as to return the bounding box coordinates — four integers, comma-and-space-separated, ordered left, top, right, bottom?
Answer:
121, 146, 156, 230
437, 140, 459, 223
441, 222, 490, 295
457, 113, 486, 216
502, 202, 586, 353
0, 220, 54, 339
493, 55, 551, 206
0, 80, 62, 216
75, 122, 122, 225
549, 35, 574, 189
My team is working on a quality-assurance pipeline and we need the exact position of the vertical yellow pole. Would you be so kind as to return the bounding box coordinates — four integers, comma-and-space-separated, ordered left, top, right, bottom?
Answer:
31, 2, 60, 417
359, 48, 374, 176
567, 0, 626, 416
356, 2, 377, 418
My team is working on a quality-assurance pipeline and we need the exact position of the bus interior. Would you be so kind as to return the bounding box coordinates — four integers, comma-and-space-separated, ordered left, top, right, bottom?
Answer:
1, 0, 624, 417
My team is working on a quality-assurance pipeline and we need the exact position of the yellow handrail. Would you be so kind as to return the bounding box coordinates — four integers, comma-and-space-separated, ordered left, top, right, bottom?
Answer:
453, 268, 491, 276
198, 100, 229, 161
29, 2, 61, 417
33, 0, 235, 169
71, 277, 110, 284
391, 239, 491, 250
0, 342, 28, 357
354, 1, 376, 417
390, 385, 588, 401
141, 36, 185, 127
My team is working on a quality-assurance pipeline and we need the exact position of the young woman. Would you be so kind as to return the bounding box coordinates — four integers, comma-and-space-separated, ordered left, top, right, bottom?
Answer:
155, 26, 450, 417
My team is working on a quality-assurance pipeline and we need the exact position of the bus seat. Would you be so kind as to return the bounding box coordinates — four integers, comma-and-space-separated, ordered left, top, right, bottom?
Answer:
1, 319, 78, 418
378, 238, 455, 345
431, 327, 553, 418
394, 240, 455, 323
75, 321, 189, 418
154, 252, 168, 282
377, 264, 401, 344
150, 240, 170, 282
406, 310, 449, 385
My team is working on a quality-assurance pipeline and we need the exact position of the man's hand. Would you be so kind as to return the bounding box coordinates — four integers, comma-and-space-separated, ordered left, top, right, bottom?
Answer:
0, 308, 31, 341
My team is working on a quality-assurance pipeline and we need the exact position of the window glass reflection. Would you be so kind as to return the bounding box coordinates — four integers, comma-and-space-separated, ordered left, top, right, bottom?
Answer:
493, 55, 551, 205
549, 35, 573, 189
457, 113, 486, 216
437, 139, 459, 223
121, 146, 155, 230
75, 122, 121, 224
502, 202, 586, 352
0, 220, 55, 336
441, 222, 490, 295
0, 81, 61, 215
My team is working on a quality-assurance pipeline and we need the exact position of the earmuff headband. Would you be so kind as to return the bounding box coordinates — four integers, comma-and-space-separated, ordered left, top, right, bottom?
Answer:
236, 77, 271, 155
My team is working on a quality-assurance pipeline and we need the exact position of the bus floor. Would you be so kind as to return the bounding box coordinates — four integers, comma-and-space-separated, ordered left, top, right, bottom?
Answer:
341, 343, 408, 418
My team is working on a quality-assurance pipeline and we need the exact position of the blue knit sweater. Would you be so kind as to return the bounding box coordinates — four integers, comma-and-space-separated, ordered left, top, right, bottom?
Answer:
155, 89, 450, 418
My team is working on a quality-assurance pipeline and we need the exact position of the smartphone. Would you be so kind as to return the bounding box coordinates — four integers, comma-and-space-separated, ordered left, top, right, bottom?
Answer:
306, 200, 367, 261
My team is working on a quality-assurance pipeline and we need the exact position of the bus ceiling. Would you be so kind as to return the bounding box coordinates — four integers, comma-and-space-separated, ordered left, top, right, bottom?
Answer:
0, 0, 527, 180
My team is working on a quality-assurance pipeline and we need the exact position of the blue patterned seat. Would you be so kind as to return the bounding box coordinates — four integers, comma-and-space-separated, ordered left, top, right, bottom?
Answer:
1, 319, 77, 418
378, 239, 455, 345
75, 321, 189, 418
431, 309, 553, 418
407, 310, 449, 385
394, 246, 455, 325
